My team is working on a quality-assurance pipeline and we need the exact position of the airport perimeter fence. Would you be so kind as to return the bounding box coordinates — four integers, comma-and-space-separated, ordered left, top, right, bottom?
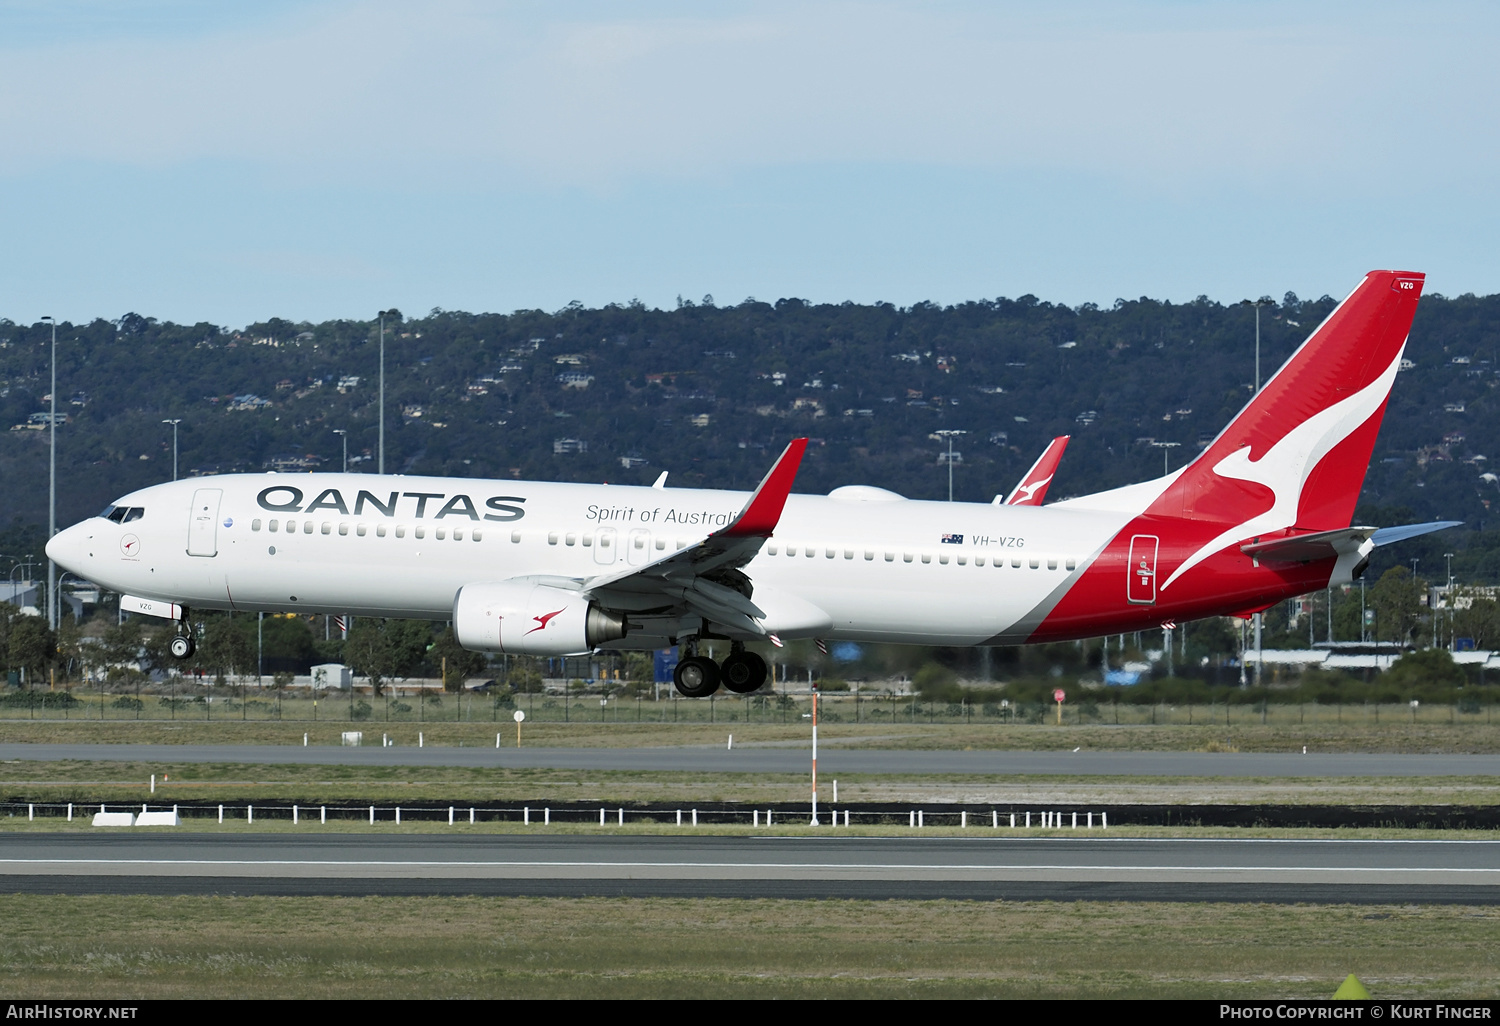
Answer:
6, 800, 1497, 830
1, 687, 1498, 727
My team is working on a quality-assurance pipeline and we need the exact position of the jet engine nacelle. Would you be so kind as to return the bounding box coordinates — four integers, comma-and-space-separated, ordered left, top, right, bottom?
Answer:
452, 581, 628, 656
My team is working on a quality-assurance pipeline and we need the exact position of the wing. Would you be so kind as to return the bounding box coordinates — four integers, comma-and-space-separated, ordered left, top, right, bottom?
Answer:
580, 438, 809, 637
1001, 435, 1070, 506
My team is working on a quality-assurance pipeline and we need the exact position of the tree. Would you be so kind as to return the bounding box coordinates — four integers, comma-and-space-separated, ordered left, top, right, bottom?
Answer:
1452, 596, 1500, 650
505, 657, 544, 693
343, 620, 391, 695
430, 627, 486, 691
199, 614, 253, 685
384, 619, 432, 680
8, 614, 57, 685
1368, 567, 1425, 645
1384, 648, 1466, 689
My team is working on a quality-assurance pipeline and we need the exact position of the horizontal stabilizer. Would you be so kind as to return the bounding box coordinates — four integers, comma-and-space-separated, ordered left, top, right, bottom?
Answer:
1370, 521, 1463, 547
1240, 527, 1376, 564
1240, 520, 1462, 566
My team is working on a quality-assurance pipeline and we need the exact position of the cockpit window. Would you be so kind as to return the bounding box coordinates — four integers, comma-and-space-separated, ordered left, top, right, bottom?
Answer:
102, 506, 144, 523
99, 506, 118, 520
122, 507, 145, 523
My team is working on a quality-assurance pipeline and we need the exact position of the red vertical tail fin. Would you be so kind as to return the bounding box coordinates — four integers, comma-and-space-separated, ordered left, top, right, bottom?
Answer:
1145, 270, 1423, 591
1174, 271, 1422, 526
1004, 435, 1070, 506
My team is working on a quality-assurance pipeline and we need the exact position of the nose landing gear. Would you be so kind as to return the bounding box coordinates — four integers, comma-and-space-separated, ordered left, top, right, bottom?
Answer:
169, 610, 196, 660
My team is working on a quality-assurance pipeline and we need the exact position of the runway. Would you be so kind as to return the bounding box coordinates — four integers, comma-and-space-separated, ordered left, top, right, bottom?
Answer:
3, 743, 1498, 777
3, 833, 1498, 902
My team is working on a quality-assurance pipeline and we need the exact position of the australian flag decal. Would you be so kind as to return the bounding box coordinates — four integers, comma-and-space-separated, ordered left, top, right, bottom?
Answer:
941, 533, 963, 544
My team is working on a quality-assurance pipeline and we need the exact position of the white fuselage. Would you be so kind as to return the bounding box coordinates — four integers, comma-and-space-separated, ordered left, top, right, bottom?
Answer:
48, 472, 1137, 646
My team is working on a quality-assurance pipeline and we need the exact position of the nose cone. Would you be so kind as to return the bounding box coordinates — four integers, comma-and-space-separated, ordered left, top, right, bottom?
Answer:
45, 523, 87, 574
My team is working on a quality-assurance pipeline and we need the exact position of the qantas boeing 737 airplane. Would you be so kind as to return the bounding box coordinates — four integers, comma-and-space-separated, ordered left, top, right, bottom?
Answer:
46, 270, 1455, 696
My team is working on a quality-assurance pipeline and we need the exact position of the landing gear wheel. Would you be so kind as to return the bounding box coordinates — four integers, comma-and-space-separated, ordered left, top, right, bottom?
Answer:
169, 635, 195, 660
720, 651, 767, 694
674, 655, 721, 698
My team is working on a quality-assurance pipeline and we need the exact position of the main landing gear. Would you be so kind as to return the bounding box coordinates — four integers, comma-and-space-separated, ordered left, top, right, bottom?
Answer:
672, 642, 768, 698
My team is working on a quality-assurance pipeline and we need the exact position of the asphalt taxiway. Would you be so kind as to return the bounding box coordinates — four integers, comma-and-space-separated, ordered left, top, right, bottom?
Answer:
3, 833, 1497, 902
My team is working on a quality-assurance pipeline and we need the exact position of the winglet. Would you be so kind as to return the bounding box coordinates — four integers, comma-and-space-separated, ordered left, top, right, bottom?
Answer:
719, 438, 809, 538
1004, 435, 1070, 505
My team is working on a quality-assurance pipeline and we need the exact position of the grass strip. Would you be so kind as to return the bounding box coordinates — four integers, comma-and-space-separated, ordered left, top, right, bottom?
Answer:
0, 895, 1495, 999
4, 719, 1500, 752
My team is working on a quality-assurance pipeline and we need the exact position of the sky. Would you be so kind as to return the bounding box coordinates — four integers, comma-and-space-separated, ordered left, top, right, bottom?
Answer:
2, 0, 1498, 327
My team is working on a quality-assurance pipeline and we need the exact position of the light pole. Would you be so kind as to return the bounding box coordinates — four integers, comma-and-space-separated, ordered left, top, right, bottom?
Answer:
42, 316, 57, 630
935, 429, 965, 501
333, 429, 348, 473
1150, 440, 1181, 476
1445, 551, 1455, 650
162, 419, 182, 481
378, 310, 389, 475
1240, 298, 1271, 682
1241, 298, 1272, 393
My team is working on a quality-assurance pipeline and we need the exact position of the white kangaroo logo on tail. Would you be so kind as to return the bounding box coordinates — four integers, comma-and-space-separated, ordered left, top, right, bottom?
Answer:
1159, 345, 1405, 592
1014, 474, 1054, 503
